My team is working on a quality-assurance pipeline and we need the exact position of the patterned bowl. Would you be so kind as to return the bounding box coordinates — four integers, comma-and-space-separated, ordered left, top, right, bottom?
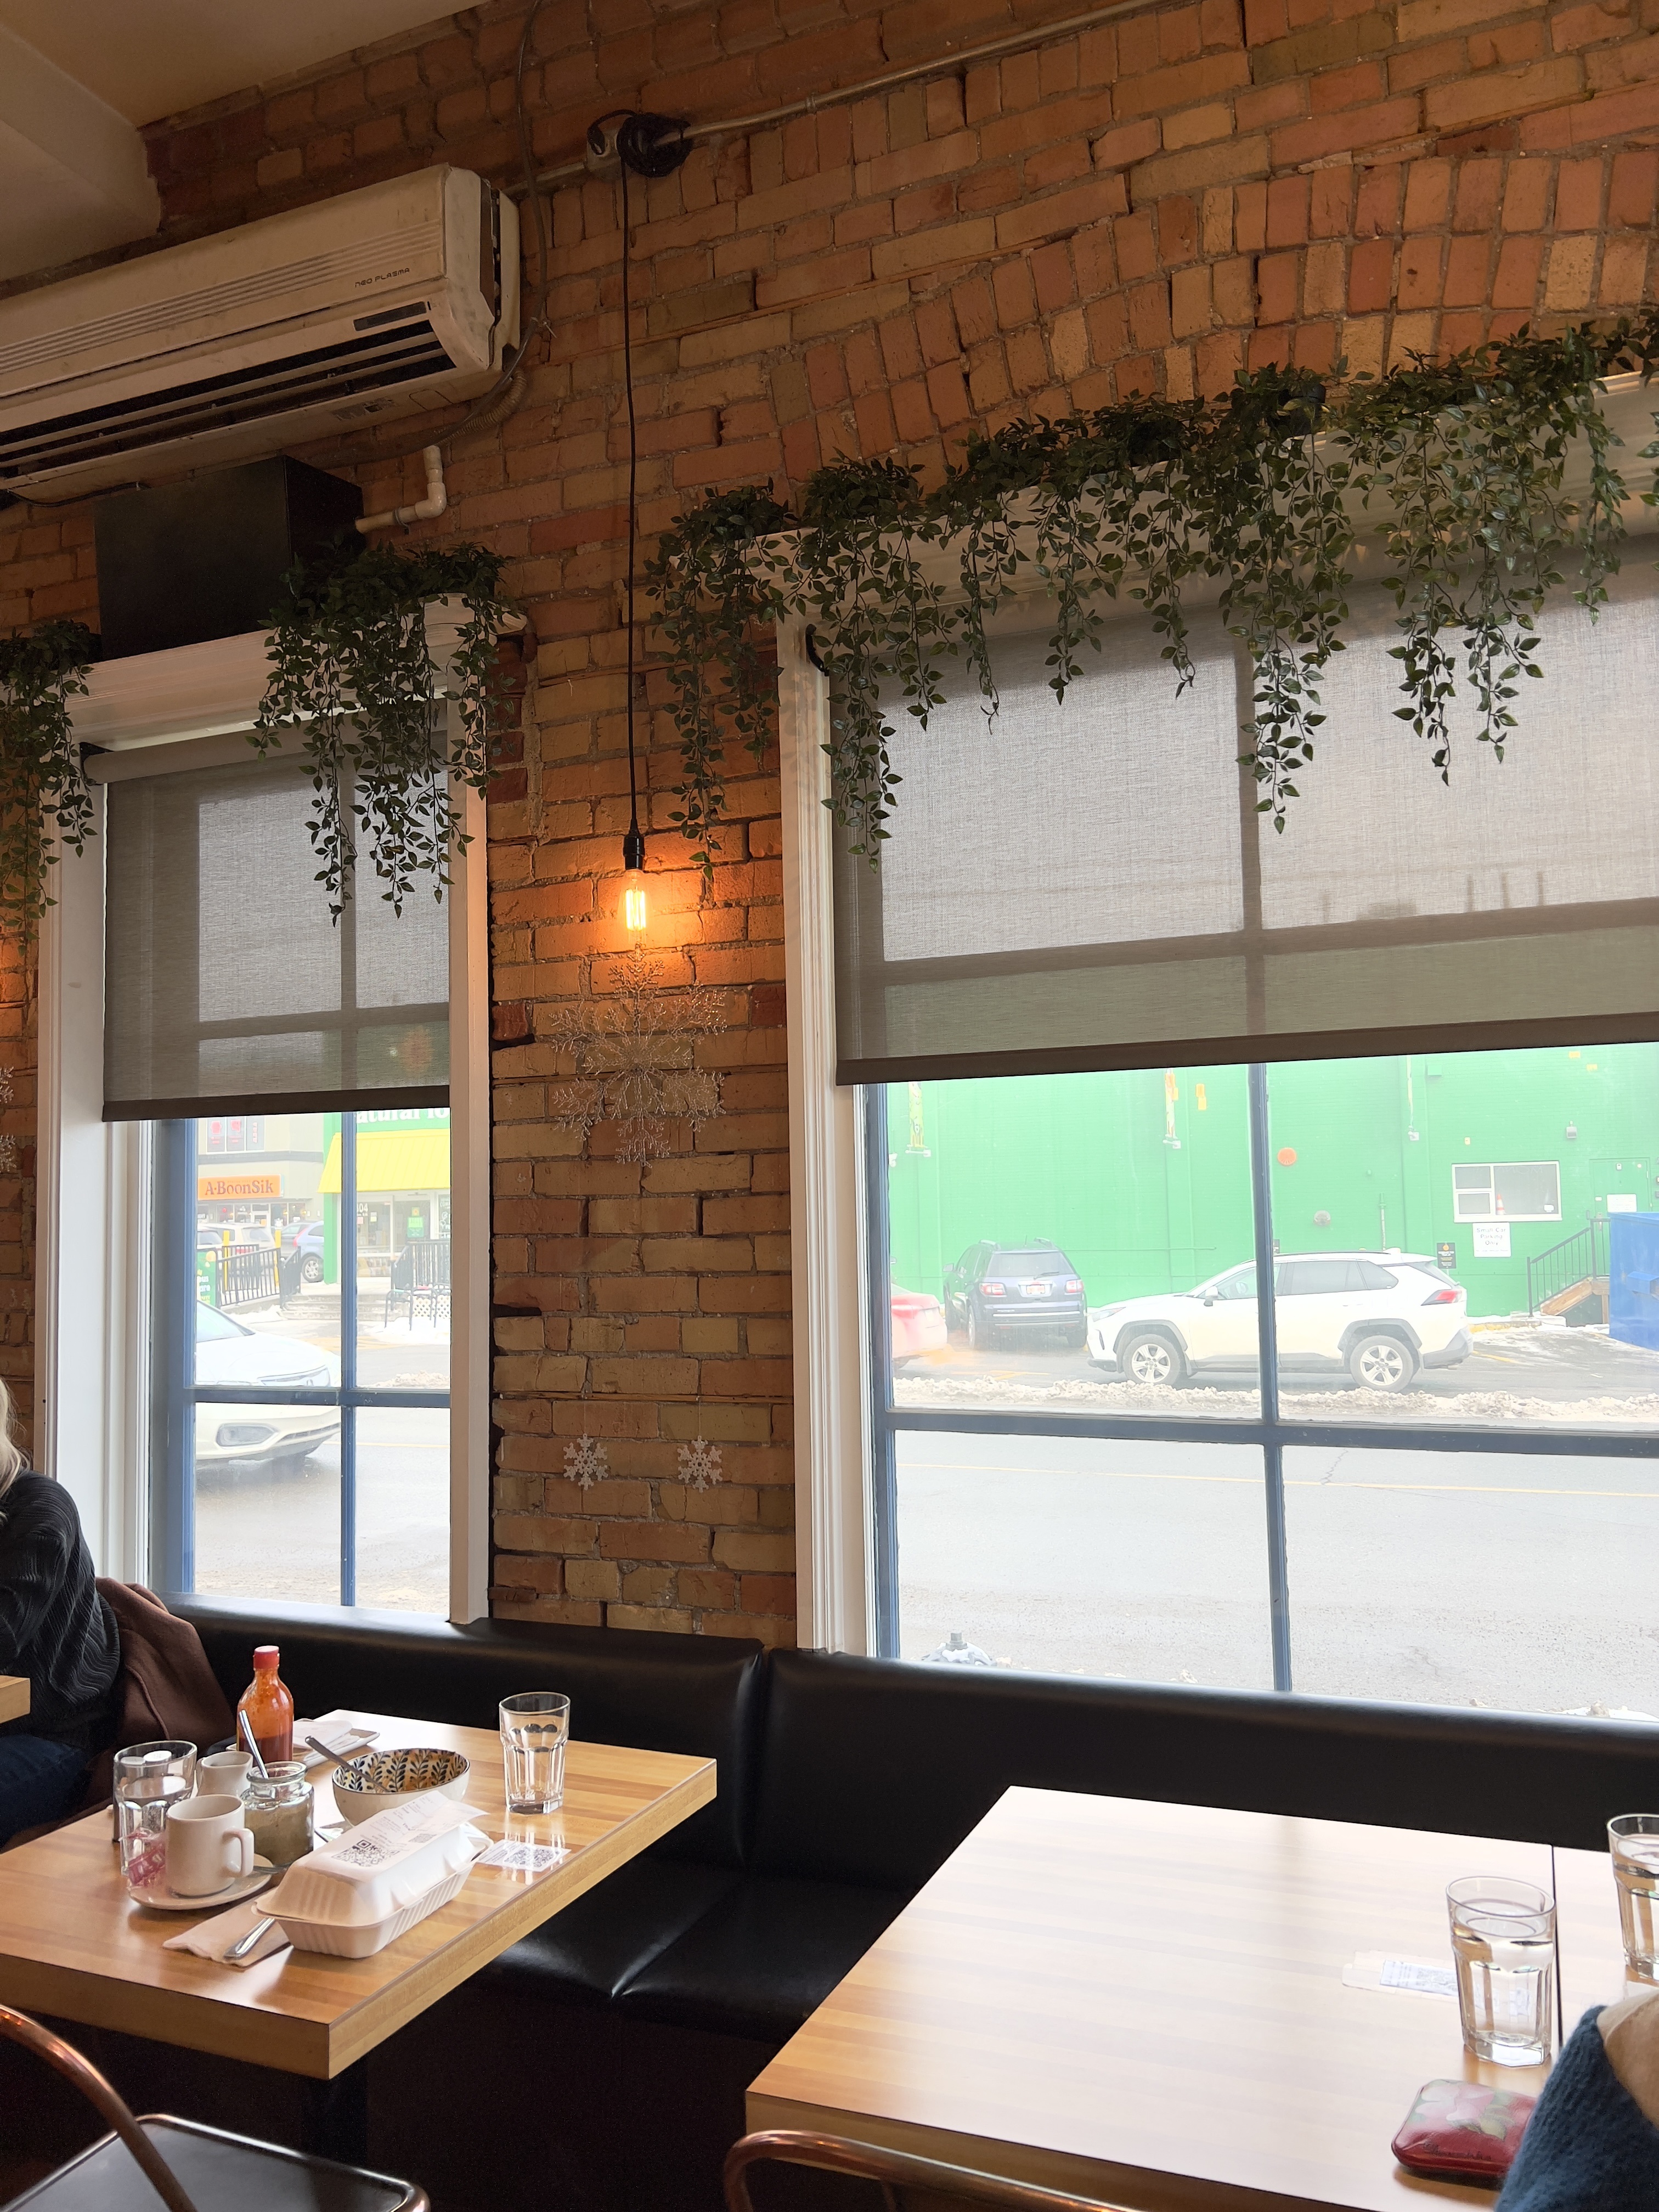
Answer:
330, 1747, 471, 1826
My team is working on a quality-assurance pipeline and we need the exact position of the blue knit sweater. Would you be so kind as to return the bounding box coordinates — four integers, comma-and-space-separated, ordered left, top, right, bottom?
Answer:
1498, 2007, 1659, 2209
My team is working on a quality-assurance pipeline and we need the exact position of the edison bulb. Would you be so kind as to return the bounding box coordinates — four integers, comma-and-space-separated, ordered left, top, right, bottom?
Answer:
623, 871, 648, 933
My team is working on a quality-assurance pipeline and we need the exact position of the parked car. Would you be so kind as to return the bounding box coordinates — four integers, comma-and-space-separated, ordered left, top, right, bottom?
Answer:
1086, 1251, 1471, 1391
943, 1239, 1090, 1350
197, 1222, 275, 1252
890, 1285, 949, 1368
295, 1220, 326, 1283
194, 1302, 340, 1470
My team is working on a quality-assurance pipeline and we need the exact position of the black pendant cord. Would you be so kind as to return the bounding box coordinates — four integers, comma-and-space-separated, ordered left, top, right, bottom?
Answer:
620, 153, 643, 874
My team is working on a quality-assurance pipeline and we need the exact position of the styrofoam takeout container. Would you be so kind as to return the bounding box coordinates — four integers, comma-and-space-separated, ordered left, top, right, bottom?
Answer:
270, 1863, 476, 1957
268, 1802, 487, 1957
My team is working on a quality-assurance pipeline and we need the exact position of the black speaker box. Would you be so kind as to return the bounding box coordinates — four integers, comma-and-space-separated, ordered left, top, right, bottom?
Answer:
94, 456, 363, 661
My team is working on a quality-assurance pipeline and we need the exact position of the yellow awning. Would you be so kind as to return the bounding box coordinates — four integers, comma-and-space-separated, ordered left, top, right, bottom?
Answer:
319, 1130, 449, 1195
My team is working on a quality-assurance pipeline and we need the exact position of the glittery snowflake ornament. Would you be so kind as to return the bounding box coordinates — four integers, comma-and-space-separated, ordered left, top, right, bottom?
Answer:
677, 1436, 723, 1492
0, 1068, 15, 1175
545, 946, 727, 1161
564, 1434, 609, 1489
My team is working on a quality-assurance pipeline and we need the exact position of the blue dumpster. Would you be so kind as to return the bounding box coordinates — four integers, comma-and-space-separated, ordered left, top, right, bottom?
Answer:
1609, 1212, 1659, 1351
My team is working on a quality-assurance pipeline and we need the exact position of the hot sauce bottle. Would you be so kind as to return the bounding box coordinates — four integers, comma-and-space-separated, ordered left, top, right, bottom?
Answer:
236, 1644, 295, 1765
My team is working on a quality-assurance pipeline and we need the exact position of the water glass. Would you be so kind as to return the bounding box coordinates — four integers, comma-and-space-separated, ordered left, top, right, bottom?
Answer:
1609, 1815, 1659, 1980
114, 1740, 196, 1892
499, 1692, 569, 1814
1447, 1875, 1556, 2066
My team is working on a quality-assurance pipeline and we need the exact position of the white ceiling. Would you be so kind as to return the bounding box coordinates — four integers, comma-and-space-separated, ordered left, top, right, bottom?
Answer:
0, 2, 454, 285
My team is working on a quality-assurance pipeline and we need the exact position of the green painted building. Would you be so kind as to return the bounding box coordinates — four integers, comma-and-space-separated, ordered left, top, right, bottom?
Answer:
887, 1045, 1659, 1321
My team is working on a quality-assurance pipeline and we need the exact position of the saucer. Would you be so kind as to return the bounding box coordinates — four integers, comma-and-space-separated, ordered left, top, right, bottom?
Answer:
129, 1861, 274, 1913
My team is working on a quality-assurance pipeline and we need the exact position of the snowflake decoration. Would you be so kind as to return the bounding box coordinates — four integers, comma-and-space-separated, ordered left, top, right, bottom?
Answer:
678, 1436, 723, 1492
0, 1068, 16, 1176
563, 1434, 608, 1490
545, 947, 726, 1161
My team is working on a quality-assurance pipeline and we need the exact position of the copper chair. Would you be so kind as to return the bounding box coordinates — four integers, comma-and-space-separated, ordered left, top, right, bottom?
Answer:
0, 2005, 427, 2210
725, 2129, 1130, 2211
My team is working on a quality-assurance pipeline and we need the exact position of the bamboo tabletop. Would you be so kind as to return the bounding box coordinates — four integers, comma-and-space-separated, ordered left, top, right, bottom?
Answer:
0, 1676, 27, 1723
0, 1709, 714, 2079
748, 1788, 1633, 2212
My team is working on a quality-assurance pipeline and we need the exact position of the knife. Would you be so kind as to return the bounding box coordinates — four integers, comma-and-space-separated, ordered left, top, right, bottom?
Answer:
224, 1914, 276, 1963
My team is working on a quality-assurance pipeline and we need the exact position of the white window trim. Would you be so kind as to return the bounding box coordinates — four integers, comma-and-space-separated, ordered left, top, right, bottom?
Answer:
36, 626, 490, 1621
779, 618, 874, 1655
1450, 1160, 1564, 1224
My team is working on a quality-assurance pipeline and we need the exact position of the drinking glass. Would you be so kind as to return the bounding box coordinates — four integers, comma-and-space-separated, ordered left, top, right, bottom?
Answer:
1447, 1875, 1556, 2066
1609, 1815, 1659, 1980
499, 1692, 569, 1814
114, 1740, 197, 1893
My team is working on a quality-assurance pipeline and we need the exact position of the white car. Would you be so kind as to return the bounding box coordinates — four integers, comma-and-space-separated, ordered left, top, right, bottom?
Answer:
1086, 1251, 1471, 1392
195, 1302, 340, 1469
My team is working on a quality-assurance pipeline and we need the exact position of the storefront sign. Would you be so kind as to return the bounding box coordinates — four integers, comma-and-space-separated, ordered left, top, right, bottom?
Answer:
1436, 1240, 1457, 1271
198, 1174, 280, 1200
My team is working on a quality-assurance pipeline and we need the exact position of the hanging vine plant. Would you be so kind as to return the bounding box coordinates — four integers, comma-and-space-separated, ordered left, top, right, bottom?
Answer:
253, 538, 517, 914
0, 618, 97, 932
648, 312, 1659, 871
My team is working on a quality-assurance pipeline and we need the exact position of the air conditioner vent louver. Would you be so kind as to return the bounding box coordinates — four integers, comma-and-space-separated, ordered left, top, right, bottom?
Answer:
0, 169, 516, 496
0, 323, 453, 483
0, 223, 444, 387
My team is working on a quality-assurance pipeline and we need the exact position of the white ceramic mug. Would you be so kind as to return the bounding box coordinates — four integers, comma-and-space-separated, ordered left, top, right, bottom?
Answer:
199, 1750, 252, 1796
166, 1793, 255, 1897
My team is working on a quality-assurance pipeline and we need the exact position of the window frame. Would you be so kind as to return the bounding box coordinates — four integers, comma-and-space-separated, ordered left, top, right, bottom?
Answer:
776, 615, 1659, 1683
1451, 1160, 1563, 1222
35, 627, 491, 1621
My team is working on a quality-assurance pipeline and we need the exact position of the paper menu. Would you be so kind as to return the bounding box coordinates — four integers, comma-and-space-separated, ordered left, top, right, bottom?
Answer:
305, 1796, 478, 1883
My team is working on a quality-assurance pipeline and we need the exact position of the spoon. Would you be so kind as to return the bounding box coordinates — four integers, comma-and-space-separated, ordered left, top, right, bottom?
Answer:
238, 1711, 269, 1780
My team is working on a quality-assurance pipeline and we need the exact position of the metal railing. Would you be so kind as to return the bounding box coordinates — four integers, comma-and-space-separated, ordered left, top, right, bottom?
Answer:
385, 1235, 450, 1328
198, 1244, 280, 1310
1526, 1215, 1610, 1316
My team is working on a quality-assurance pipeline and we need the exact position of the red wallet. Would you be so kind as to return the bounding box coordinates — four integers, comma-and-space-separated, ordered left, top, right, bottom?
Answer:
1392, 2078, 1537, 2184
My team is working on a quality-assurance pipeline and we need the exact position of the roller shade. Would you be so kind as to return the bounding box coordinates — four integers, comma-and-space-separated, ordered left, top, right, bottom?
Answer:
104, 750, 448, 1121
833, 557, 1659, 1084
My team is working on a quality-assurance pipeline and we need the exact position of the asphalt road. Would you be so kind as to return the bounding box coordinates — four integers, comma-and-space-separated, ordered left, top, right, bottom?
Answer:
895, 1427, 1659, 1716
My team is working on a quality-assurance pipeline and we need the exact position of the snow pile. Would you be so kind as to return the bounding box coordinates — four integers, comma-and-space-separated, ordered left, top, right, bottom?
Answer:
894, 1374, 1659, 1425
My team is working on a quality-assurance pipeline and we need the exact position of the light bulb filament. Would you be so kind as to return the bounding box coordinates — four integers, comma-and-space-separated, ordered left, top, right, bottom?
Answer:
623, 874, 648, 933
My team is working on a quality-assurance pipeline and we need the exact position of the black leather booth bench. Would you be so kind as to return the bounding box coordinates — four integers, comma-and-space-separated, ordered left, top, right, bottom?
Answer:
29, 1595, 1659, 2212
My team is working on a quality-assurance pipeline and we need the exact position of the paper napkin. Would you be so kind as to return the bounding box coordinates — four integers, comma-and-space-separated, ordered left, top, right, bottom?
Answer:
163, 1895, 290, 1969
295, 1715, 379, 1769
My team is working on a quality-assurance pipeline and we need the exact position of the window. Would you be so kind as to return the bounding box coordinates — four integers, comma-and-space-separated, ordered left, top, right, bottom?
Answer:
153, 1110, 452, 1610
867, 1040, 1659, 1714
1453, 1162, 1562, 1221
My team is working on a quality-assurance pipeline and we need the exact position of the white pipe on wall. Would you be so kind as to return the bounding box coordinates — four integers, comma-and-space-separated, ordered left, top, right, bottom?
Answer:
356, 445, 447, 533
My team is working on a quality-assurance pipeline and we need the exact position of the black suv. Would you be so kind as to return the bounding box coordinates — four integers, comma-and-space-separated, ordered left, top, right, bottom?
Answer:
943, 1239, 1089, 1350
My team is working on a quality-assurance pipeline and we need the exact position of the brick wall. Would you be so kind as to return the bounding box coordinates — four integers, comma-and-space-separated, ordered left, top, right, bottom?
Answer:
4, 0, 1659, 1632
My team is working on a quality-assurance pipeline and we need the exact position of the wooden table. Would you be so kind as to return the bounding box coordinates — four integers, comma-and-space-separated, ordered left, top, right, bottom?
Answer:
0, 1676, 27, 1723
0, 1709, 713, 2155
748, 1790, 1633, 2211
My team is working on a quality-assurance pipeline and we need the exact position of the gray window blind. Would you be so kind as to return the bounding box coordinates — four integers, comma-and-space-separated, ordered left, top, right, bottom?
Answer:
103, 750, 448, 1121
833, 556, 1659, 1084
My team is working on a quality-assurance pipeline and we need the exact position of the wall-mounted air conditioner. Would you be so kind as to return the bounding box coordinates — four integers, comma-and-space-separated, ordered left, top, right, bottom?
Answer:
0, 167, 519, 499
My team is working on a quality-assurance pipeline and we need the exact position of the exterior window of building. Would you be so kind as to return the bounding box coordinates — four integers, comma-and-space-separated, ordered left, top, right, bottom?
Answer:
868, 1044, 1659, 1714
153, 1107, 451, 1610
1452, 1162, 1563, 1222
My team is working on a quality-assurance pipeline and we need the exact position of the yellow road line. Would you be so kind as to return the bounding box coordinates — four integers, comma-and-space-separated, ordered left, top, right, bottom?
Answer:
902, 1462, 1659, 1501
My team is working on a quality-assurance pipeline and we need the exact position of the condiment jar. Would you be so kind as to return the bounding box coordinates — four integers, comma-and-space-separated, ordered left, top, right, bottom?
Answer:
244, 1761, 313, 1867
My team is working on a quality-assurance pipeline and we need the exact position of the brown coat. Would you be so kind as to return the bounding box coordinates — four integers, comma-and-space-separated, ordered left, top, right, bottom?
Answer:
81, 1582, 234, 1808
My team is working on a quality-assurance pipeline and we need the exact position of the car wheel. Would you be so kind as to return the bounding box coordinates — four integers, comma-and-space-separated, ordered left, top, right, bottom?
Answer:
1348, 1334, 1417, 1391
967, 1302, 989, 1351
301, 1254, 324, 1283
1065, 1325, 1088, 1352
1119, 1331, 1185, 1387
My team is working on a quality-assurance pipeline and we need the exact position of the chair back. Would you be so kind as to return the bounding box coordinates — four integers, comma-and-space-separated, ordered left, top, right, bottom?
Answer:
724, 2129, 1131, 2211
0, 2006, 198, 2212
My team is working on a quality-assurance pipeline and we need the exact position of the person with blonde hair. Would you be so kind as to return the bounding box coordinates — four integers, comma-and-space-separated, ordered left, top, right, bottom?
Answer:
0, 1378, 118, 1844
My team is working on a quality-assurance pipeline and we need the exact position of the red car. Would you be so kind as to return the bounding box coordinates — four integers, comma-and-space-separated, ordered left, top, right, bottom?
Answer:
890, 1285, 949, 1368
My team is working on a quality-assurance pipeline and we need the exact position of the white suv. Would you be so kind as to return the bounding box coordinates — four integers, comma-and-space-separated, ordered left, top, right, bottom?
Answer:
1086, 1251, 1471, 1392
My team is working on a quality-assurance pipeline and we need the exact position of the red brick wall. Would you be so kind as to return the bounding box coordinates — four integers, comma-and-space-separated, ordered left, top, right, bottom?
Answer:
4, 0, 1658, 1630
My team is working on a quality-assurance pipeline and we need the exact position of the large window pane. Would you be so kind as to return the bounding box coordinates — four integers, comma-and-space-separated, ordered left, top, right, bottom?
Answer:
886, 1068, 1259, 1418
1268, 1044, 1659, 1428
164, 1107, 449, 1609
895, 1432, 1273, 1689
1284, 1443, 1659, 1713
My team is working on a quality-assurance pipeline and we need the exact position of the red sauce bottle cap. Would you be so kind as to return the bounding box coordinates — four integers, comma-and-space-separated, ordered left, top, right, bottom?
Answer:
252, 1646, 280, 1669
